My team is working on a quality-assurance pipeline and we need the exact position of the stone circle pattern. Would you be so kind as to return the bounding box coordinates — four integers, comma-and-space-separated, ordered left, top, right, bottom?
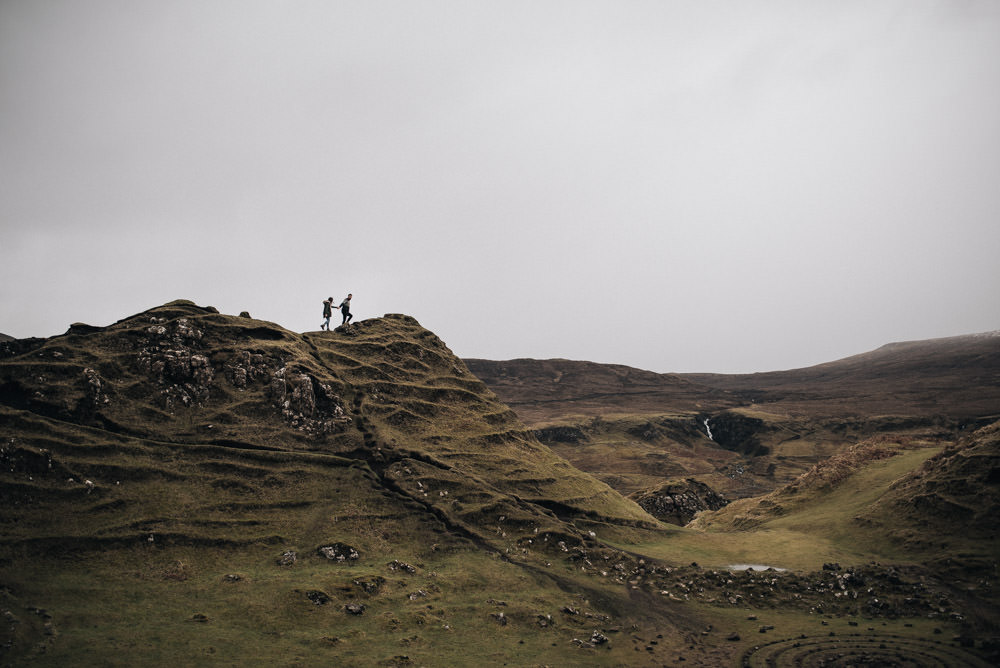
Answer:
740, 633, 991, 667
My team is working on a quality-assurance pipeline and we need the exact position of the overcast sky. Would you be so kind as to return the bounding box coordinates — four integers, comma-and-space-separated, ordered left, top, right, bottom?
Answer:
2, 1, 998, 373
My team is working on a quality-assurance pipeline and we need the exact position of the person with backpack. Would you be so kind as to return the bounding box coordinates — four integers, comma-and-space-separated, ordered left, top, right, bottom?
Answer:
321, 297, 333, 330
339, 294, 353, 326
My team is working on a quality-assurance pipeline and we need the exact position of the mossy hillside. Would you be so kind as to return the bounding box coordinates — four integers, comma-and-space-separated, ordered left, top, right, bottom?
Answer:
531, 406, 968, 511
3, 301, 711, 665
535, 413, 741, 498
304, 314, 656, 533
861, 420, 1000, 554
5, 540, 720, 667
3, 301, 997, 665
1, 301, 657, 547
682, 431, 999, 567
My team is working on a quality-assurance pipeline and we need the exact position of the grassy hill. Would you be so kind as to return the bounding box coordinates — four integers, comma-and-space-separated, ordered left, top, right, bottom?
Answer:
1, 301, 682, 666
2, 302, 997, 666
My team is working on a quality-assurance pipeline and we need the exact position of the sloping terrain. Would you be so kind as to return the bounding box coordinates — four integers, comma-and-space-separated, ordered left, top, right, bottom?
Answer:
467, 334, 1000, 503
2, 302, 997, 666
684, 423, 999, 616
861, 420, 1000, 552
3, 301, 709, 666
464, 357, 736, 424
0, 300, 654, 544
683, 332, 1000, 419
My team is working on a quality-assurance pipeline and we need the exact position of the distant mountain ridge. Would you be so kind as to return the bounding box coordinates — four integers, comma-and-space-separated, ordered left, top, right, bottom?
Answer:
682, 330, 1000, 418
467, 331, 1000, 422
463, 358, 736, 425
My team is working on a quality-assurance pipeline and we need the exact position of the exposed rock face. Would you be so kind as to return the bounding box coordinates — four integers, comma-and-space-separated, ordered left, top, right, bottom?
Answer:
226, 350, 272, 389
270, 366, 349, 435
631, 479, 728, 526
137, 317, 215, 409
706, 412, 769, 457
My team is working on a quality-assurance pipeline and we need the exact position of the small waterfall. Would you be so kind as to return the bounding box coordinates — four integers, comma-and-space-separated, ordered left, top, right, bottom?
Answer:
703, 418, 714, 441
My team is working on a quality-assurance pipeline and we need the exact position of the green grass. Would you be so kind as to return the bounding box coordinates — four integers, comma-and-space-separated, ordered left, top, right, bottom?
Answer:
3, 544, 717, 667
625, 446, 943, 570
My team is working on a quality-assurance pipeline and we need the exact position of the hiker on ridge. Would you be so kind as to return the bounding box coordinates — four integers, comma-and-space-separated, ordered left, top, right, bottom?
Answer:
321, 297, 333, 330
339, 294, 353, 326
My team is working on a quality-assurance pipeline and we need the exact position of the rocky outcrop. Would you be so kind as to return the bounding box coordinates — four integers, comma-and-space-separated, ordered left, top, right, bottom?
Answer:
136, 317, 214, 409
631, 479, 727, 525
705, 412, 769, 457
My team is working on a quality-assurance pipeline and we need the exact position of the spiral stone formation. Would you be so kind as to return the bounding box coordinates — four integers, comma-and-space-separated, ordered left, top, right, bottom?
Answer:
741, 632, 992, 667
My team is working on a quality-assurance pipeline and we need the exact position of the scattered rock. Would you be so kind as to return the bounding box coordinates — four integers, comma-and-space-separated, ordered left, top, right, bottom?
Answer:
306, 590, 332, 605
387, 560, 417, 574
344, 603, 365, 615
277, 550, 297, 566
318, 543, 359, 562
352, 576, 385, 595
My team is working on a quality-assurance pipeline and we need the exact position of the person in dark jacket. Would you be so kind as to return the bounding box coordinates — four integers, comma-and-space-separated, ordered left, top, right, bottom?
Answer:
339, 294, 353, 326
321, 297, 333, 330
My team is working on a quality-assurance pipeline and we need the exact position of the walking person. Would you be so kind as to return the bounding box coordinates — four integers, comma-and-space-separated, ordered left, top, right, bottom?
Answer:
339, 294, 353, 326
321, 297, 333, 330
